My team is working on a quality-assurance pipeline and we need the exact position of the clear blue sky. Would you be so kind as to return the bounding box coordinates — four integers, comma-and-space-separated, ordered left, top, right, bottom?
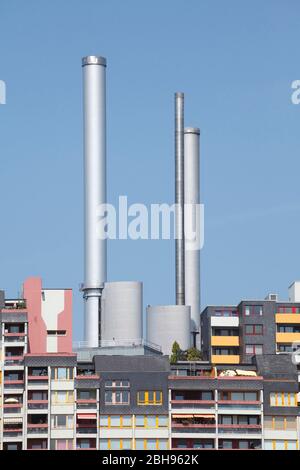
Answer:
0, 0, 300, 341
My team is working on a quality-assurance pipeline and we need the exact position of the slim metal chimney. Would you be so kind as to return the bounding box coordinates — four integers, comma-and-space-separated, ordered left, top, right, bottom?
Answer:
82, 56, 107, 347
184, 127, 201, 347
175, 92, 185, 305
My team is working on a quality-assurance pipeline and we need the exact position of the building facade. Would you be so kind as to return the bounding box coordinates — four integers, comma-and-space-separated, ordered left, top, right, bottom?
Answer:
1, 278, 300, 451
201, 282, 300, 365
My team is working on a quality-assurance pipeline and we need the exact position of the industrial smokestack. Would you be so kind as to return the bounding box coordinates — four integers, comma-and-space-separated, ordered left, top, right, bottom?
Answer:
82, 56, 107, 347
175, 92, 185, 305
184, 127, 201, 347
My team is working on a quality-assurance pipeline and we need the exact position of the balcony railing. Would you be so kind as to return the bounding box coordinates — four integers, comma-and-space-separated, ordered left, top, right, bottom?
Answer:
3, 333, 26, 343
172, 423, 216, 434
73, 338, 162, 352
3, 406, 23, 414
4, 356, 24, 366
171, 400, 215, 409
76, 427, 98, 435
27, 424, 48, 434
218, 401, 261, 410
27, 400, 48, 410
4, 379, 24, 390
218, 424, 262, 434
3, 430, 23, 438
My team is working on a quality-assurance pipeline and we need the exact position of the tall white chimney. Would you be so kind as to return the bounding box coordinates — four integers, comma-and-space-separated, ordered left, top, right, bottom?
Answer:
184, 127, 201, 347
175, 92, 185, 305
81, 56, 107, 347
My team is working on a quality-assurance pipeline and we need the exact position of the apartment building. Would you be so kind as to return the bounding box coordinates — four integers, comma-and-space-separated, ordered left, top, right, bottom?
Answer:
200, 282, 300, 365
1, 277, 300, 451
254, 355, 299, 450
0, 277, 73, 450
169, 362, 263, 450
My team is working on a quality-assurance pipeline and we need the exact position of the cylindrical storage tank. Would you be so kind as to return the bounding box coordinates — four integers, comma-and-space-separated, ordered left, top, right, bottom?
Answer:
146, 305, 191, 355
101, 281, 143, 342
184, 127, 201, 342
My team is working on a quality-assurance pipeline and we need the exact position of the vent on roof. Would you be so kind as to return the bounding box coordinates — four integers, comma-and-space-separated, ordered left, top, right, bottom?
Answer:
265, 293, 278, 301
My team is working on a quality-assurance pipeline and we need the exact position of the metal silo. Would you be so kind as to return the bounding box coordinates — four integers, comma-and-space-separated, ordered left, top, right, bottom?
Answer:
146, 305, 191, 355
101, 281, 143, 343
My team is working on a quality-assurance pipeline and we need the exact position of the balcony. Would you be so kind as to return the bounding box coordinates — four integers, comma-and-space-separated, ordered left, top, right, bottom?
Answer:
76, 438, 97, 450
3, 428, 23, 440
172, 423, 216, 434
276, 313, 300, 324
3, 332, 26, 343
27, 423, 48, 435
218, 424, 262, 434
4, 356, 24, 366
211, 355, 240, 364
276, 332, 300, 343
76, 399, 97, 410
76, 425, 98, 435
171, 400, 215, 408
218, 400, 261, 410
27, 439, 47, 450
211, 336, 239, 347
3, 404, 23, 415
27, 400, 48, 411
4, 379, 24, 390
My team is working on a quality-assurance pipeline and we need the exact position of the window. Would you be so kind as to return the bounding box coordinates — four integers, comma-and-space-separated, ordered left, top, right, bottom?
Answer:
244, 305, 263, 316
264, 440, 298, 450
50, 439, 73, 450
77, 390, 96, 400
277, 344, 293, 353
135, 415, 168, 428
99, 415, 132, 428
135, 439, 168, 450
51, 391, 74, 404
212, 328, 239, 336
47, 330, 66, 336
219, 440, 261, 450
212, 348, 239, 356
245, 324, 263, 335
245, 344, 263, 355
219, 415, 260, 425
51, 367, 73, 381
137, 391, 163, 405
278, 306, 300, 314
28, 391, 47, 401
270, 392, 297, 407
214, 309, 238, 317
105, 380, 130, 388
110, 416, 121, 427
220, 391, 258, 401
277, 325, 300, 333
51, 415, 73, 429
99, 439, 132, 450
99, 415, 109, 427
104, 391, 130, 405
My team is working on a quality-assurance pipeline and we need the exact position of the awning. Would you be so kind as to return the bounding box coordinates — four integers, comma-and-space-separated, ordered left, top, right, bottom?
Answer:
172, 414, 193, 418
172, 414, 215, 419
3, 417, 23, 424
193, 414, 215, 419
77, 414, 97, 420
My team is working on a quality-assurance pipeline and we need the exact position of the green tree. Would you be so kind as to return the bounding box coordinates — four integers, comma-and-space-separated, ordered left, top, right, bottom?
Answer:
186, 347, 202, 362
170, 341, 181, 364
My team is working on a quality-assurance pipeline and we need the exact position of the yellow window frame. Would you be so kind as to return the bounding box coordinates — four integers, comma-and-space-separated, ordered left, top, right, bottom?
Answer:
137, 391, 163, 405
